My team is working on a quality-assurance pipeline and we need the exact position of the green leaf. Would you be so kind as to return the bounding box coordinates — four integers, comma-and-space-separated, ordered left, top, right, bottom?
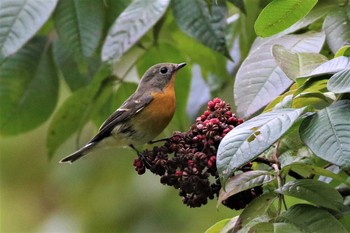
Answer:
234, 32, 325, 118
328, 69, 350, 93
236, 192, 278, 232
0, 37, 58, 135
282, 162, 350, 185
102, 0, 170, 62
281, 0, 337, 35
248, 222, 303, 233
335, 45, 350, 57
218, 171, 275, 204
53, 0, 104, 57
172, 0, 230, 58
0, 0, 58, 58
204, 218, 237, 233
53, 38, 99, 91
255, 0, 318, 37
294, 77, 328, 96
272, 45, 328, 81
47, 67, 110, 158
302, 56, 350, 78
217, 108, 306, 182
276, 179, 344, 212
278, 204, 348, 233
323, 6, 350, 54
300, 100, 350, 168
227, 0, 246, 14
293, 92, 333, 110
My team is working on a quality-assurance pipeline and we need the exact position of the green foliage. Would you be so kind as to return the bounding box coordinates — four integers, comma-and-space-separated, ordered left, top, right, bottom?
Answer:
255, 0, 318, 37
0, 0, 58, 58
0, 37, 58, 135
1, 0, 350, 232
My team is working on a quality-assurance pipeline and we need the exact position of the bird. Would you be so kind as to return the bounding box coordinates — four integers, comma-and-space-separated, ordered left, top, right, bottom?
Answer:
60, 62, 186, 163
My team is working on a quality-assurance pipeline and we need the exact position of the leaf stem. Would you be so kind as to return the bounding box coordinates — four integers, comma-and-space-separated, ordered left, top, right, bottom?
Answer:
273, 163, 285, 214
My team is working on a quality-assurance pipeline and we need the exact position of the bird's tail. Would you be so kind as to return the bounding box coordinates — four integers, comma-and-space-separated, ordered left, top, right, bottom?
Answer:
59, 142, 95, 164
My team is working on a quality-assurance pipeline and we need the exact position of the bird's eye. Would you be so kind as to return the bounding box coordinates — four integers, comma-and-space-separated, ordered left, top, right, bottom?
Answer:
160, 67, 168, 74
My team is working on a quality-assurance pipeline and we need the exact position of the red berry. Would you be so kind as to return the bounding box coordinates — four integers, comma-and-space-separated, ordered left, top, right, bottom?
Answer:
175, 170, 183, 177
210, 118, 220, 125
208, 101, 215, 110
213, 98, 221, 104
188, 160, 194, 166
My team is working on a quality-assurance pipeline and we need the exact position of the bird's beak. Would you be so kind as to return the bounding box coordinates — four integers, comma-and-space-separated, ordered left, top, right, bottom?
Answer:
175, 63, 186, 71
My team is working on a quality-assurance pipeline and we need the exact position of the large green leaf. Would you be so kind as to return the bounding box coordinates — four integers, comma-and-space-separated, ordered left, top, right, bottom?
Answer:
47, 67, 110, 158
218, 171, 275, 204
302, 56, 350, 78
234, 32, 325, 118
328, 69, 350, 93
323, 6, 350, 54
172, 0, 230, 58
276, 179, 344, 212
0, 0, 58, 58
300, 100, 350, 168
53, 0, 104, 58
278, 204, 348, 233
102, 0, 170, 62
0, 37, 58, 135
53, 38, 100, 91
255, 0, 318, 37
272, 45, 328, 81
217, 108, 306, 183
281, 0, 337, 35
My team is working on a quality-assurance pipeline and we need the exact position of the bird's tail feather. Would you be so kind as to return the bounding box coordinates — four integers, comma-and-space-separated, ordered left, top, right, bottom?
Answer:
59, 143, 95, 164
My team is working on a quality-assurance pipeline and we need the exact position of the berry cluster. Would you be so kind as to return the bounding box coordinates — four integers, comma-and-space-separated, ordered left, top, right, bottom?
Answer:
133, 98, 262, 208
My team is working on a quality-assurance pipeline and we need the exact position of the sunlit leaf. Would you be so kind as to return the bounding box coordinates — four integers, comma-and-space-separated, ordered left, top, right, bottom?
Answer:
102, 0, 170, 62
276, 179, 344, 211
255, 0, 318, 37
335, 45, 350, 58
300, 100, 350, 168
327, 69, 350, 93
323, 6, 350, 54
234, 32, 325, 118
0, 37, 58, 135
302, 56, 350, 78
281, 0, 337, 35
172, 0, 230, 58
0, 0, 58, 58
272, 45, 328, 81
217, 107, 306, 183
204, 218, 234, 233
278, 204, 348, 233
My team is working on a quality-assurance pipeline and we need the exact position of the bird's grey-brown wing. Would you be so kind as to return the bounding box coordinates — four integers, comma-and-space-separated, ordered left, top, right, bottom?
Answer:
89, 93, 153, 143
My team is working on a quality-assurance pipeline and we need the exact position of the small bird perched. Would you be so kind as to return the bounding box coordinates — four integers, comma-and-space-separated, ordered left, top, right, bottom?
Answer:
60, 62, 186, 163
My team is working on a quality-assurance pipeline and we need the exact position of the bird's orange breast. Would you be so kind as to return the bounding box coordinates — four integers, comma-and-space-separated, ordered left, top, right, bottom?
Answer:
131, 78, 176, 142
